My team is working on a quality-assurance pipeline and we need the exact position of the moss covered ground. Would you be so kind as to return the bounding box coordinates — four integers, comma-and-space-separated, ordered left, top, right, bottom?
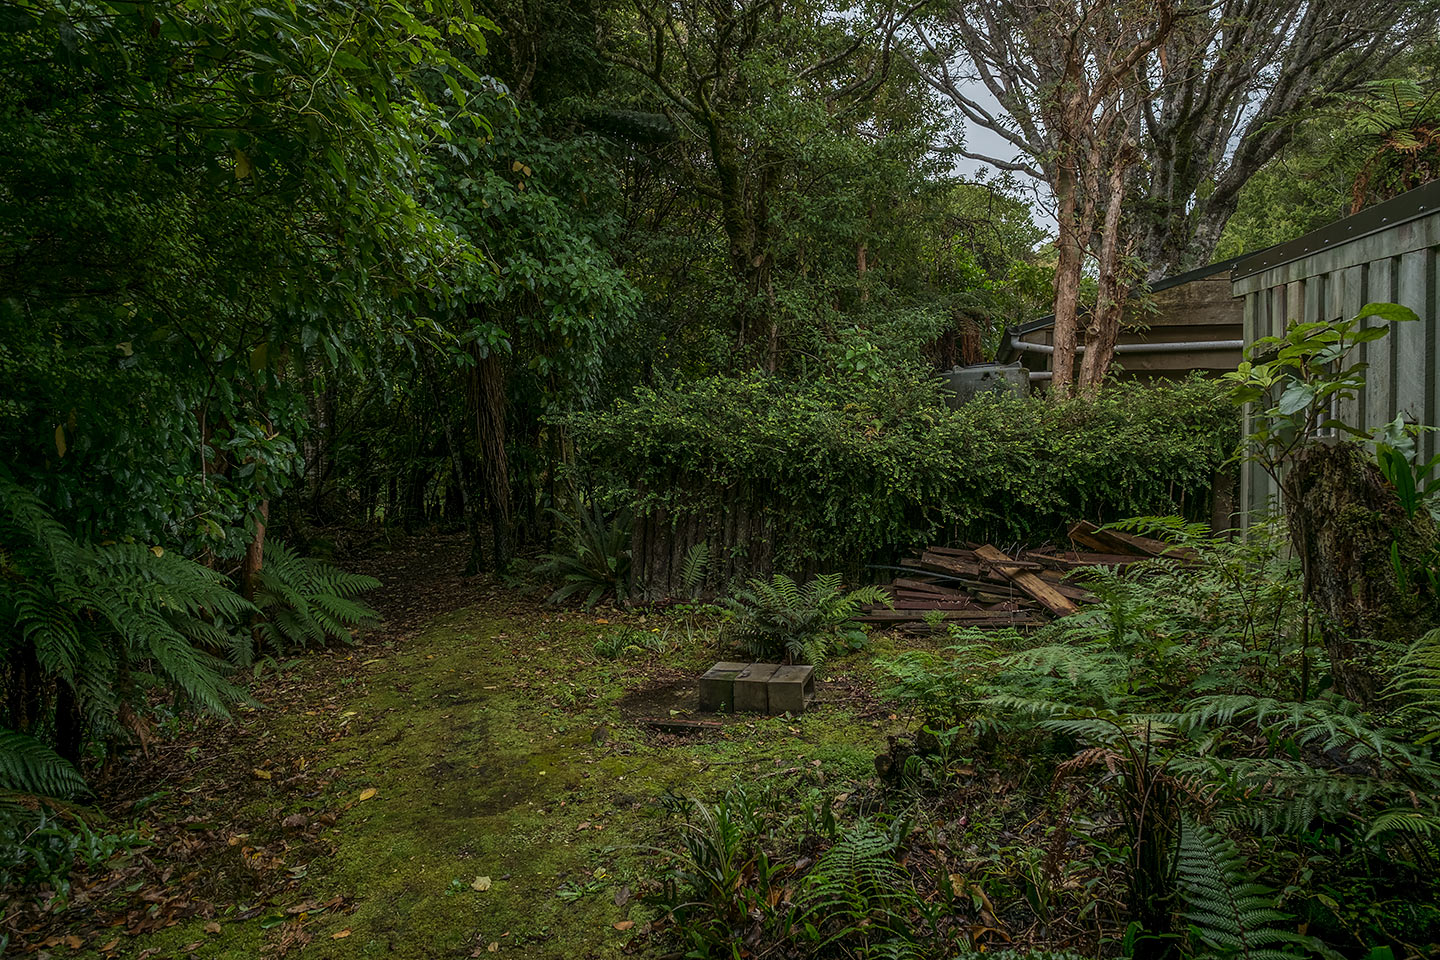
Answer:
42, 557, 912, 959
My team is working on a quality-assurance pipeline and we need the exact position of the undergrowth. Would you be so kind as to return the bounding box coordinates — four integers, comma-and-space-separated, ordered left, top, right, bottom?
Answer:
653, 518, 1440, 959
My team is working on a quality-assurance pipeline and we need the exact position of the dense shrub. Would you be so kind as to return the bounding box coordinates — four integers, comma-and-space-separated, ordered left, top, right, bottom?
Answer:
571, 374, 1237, 576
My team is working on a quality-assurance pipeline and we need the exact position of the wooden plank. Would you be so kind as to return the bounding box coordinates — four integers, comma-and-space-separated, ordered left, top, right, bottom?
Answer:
918, 551, 986, 576
923, 545, 978, 559
1396, 250, 1429, 431
1032, 572, 1095, 602
640, 717, 723, 734
943, 549, 1043, 572
890, 578, 964, 596
1337, 264, 1366, 436
1430, 247, 1440, 468
1068, 521, 1197, 562
892, 587, 973, 603
1065, 524, 1114, 554
1366, 257, 1396, 430
1028, 552, 1143, 571
888, 599, 982, 611
856, 608, 1038, 623
973, 545, 1079, 618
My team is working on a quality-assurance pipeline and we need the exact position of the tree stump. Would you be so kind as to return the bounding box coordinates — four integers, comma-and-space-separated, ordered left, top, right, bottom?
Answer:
1280, 442, 1437, 705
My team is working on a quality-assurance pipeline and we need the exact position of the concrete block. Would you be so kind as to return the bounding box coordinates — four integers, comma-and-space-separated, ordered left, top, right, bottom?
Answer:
767, 665, 815, 715
733, 663, 780, 713
698, 661, 747, 712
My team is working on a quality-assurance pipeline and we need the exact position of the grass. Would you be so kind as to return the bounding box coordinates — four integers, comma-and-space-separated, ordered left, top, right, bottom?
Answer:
59, 601, 907, 958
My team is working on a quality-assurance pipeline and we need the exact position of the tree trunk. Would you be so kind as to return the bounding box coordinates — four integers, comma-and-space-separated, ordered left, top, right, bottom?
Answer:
1280, 442, 1438, 705
472, 350, 513, 573
1079, 162, 1131, 392
240, 500, 269, 603
52, 679, 84, 768
422, 351, 486, 574
1051, 157, 1083, 399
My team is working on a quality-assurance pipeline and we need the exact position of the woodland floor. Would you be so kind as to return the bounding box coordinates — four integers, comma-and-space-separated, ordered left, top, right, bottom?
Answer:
8, 533, 912, 959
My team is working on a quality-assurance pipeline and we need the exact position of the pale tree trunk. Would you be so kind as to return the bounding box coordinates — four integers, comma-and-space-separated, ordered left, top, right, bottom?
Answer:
1050, 141, 1087, 399
1078, 158, 1132, 392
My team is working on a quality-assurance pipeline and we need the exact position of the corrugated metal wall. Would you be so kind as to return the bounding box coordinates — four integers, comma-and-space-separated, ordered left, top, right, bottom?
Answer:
1233, 196, 1440, 523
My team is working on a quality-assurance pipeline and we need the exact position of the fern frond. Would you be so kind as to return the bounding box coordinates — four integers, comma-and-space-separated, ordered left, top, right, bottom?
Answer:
680, 541, 709, 596
0, 729, 87, 799
252, 539, 379, 651
1177, 818, 1311, 960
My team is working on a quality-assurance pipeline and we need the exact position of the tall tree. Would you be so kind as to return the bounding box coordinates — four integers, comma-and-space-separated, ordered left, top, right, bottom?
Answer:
0, 0, 493, 559
600, 0, 924, 371
920, 1, 1432, 281
915, 0, 1176, 397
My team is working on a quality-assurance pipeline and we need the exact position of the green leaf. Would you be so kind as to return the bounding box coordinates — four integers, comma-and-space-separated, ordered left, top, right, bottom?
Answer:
1276, 381, 1314, 416
1357, 302, 1419, 325
1350, 326, 1391, 344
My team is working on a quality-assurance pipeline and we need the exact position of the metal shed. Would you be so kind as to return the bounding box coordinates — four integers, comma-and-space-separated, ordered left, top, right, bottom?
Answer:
1232, 180, 1440, 522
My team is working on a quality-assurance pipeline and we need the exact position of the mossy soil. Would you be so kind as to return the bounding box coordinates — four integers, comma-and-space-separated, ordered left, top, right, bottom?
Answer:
43, 570, 913, 959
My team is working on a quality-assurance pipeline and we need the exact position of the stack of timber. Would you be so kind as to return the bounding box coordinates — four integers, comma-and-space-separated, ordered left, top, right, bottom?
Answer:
858, 521, 1194, 632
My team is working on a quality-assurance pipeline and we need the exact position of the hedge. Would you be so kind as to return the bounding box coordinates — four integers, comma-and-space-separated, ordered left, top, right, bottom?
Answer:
570, 373, 1238, 594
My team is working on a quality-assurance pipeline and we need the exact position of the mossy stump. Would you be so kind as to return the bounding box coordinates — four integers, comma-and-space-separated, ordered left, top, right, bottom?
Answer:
1281, 441, 1438, 705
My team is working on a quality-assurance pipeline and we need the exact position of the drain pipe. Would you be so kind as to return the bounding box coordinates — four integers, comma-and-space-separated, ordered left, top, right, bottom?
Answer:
1010, 335, 1243, 356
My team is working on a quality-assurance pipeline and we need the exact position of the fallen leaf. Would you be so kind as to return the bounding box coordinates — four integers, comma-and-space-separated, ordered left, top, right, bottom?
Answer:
100, 940, 119, 953
488, 942, 499, 953
204, 922, 221, 934
471, 875, 492, 891
252, 768, 272, 780
613, 920, 634, 931
63, 934, 84, 948
358, 787, 377, 801
332, 930, 351, 940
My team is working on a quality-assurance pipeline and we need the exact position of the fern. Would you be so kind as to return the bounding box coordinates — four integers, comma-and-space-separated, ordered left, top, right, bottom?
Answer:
1366, 808, 1440, 842
799, 818, 917, 947
1388, 628, 1440, 739
1177, 818, 1312, 960
721, 573, 890, 665
535, 503, 632, 608
680, 541, 709, 597
0, 480, 253, 794
0, 730, 86, 799
252, 539, 379, 652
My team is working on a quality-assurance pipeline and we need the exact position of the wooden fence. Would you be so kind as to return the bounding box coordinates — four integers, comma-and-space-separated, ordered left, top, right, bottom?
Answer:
628, 481, 776, 603
1233, 181, 1440, 523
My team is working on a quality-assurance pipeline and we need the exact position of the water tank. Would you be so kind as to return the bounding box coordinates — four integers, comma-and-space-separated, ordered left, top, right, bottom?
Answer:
940, 362, 1029, 408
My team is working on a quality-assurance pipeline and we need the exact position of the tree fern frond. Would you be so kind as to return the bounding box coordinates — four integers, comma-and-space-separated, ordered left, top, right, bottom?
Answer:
251, 539, 379, 651
680, 541, 709, 595
0, 729, 87, 799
